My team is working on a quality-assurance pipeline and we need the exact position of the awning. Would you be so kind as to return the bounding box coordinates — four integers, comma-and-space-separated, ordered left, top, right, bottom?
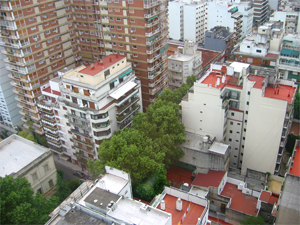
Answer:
149, 33, 158, 41
119, 69, 132, 79
160, 44, 169, 53
291, 50, 299, 57
110, 81, 137, 99
148, 15, 158, 21
281, 49, 291, 56
110, 79, 117, 83
118, 91, 139, 106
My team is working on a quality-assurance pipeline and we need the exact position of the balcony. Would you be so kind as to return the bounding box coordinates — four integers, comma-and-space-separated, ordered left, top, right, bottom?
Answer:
59, 99, 99, 113
0, 6, 12, 11
71, 129, 92, 139
37, 99, 59, 110
145, 18, 160, 28
15, 97, 36, 106
117, 104, 140, 124
91, 122, 111, 132
41, 117, 56, 127
49, 145, 64, 153
168, 66, 182, 72
72, 136, 94, 147
143, 0, 161, 9
117, 96, 140, 115
148, 66, 167, 80
144, 10, 160, 19
48, 140, 62, 149
69, 120, 91, 131
45, 132, 60, 141
149, 78, 168, 95
94, 130, 112, 140
147, 53, 162, 64
145, 28, 160, 37
74, 144, 95, 155
43, 125, 58, 134
149, 73, 168, 88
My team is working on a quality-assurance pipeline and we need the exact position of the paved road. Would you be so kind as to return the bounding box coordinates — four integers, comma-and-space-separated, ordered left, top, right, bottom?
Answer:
55, 161, 79, 181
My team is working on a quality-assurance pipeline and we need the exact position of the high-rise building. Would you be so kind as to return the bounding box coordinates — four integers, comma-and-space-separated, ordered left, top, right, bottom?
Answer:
0, 49, 22, 133
253, 0, 270, 25
0, 0, 78, 135
181, 62, 297, 176
38, 55, 142, 169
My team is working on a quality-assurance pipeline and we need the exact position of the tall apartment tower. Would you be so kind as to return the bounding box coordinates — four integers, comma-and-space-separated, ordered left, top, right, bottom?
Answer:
95, 0, 169, 111
0, 0, 77, 135
253, 0, 269, 25
38, 55, 143, 168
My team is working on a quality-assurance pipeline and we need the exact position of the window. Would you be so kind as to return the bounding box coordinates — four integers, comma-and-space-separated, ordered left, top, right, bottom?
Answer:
48, 179, 54, 188
247, 46, 250, 48
246, 101, 249, 105
116, 18, 121, 21
234, 155, 237, 157
37, 188, 43, 194
229, 138, 232, 142
242, 145, 244, 148
44, 164, 49, 173
35, 43, 40, 48
130, 19, 135, 23
32, 173, 38, 182
247, 91, 250, 95
229, 130, 232, 133
31, 26, 36, 30
230, 121, 233, 125
244, 128, 246, 132
119, 44, 123, 47
231, 112, 234, 116
241, 153, 243, 156
118, 35, 122, 38
132, 45, 137, 49
47, 39, 52, 43
244, 120, 247, 123
45, 30, 50, 35
243, 137, 245, 140
132, 36, 137, 40
256, 49, 262, 53
236, 140, 239, 142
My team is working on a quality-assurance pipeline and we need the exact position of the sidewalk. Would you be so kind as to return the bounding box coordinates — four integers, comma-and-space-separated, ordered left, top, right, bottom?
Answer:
53, 154, 83, 172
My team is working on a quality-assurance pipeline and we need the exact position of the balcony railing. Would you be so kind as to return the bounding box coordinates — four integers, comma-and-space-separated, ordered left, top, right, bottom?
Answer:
117, 105, 140, 124
71, 129, 92, 139
143, 0, 161, 9
144, 10, 160, 18
117, 96, 140, 115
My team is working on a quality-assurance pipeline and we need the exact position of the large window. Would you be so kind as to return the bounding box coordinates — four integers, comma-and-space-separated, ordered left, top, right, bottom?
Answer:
32, 173, 38, 182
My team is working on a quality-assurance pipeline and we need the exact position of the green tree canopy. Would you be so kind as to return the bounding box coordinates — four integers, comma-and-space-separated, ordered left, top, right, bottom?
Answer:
0, 176, 58, 224
18, 131, 38, 143
96, 129, 165, 183
294, 92, 300, 120
186, 75, 197, 87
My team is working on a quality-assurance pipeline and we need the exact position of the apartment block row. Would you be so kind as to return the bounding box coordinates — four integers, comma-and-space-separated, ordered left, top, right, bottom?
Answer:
0, 0, 169, 134
37, 55, 142, 169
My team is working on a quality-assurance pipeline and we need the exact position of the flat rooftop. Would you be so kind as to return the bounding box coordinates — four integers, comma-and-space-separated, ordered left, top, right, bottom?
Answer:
84, 187, 121, 212
221, 183, 258, 216
230, 62, 250, 73
0, 135, 48, 177
161, 194, 205, 225
259, 191, 278, 205
208, 142, 229, 155
264, 84, 296, 104
79, 55, 126, 76
247, 75, 265, 89
167, 166, 194, 188
96, 173, 129, 195
201, 72, 231, 90
192, 170, 226, 188
289, 146, 300, 176
107, 198, 171, 225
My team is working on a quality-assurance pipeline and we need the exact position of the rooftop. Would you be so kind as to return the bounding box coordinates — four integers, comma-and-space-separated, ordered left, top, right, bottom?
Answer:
264, 84, 296, 104
79, 55, 126, 76
161, 194, 205, 225
0, 135, 49, 177
43, 87, 61, 96
209, 142, 230, 155
96, 173, 128, 195
221, 183, 258, 216
84, 187, 121, 212
247, 75, 265, 89
230, 61, 250, 73
201, 72, 231, 90
167, 166, 194, 188
289, 146, 300, 176
192, 170, 226, 188
107, 198, 171, 225
259, 191, 278, 205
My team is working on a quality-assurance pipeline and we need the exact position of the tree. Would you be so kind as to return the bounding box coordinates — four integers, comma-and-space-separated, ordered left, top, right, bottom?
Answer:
294, 92, 300, 119
67, 179, 80, 192
285, 133, 300, 154
55, 171, 71, 202
91, 129, 165, 184
186, 75, 197, 87
18, 131, 38, 143
240, 215, 266, 225
34, 133, 48, 147
0, 176, 58, 224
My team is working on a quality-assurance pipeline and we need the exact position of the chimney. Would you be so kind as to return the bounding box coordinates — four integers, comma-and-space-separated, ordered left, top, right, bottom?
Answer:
222, 75, 226, 83
160, 200, 165, 210
109, 57, 112, 62
91, 63, 94, 70
217, 78, 220, 86
176, 198, 182, 211
116, 54, 119, 58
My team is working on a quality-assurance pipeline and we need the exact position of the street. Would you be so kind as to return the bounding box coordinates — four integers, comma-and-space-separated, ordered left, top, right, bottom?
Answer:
54, 161, 79, 181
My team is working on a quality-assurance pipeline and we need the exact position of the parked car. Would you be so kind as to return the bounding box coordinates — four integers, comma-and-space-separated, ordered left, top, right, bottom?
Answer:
73, 171, 89, 179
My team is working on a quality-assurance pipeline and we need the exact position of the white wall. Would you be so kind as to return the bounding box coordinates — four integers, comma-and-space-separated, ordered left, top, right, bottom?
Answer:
241, 88, 287, 175
183, 5, 197, 42
169, 2, 183, 40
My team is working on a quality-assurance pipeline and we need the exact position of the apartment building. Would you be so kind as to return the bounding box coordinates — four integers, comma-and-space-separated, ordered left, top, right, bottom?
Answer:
0, 134, 57, 195
38, 55, 142, 168
0, 0, 78, 135
277, 33, 300, 88
168, 41, 202, 90
234, 21, 284, 68
0, 50, 22, 133
270, 10, 300, 33
253, 0, 270, 25
204, 26, 234, 52
169, 0, 208, 44
207, 2, 243, 42
180, 62, 297, 176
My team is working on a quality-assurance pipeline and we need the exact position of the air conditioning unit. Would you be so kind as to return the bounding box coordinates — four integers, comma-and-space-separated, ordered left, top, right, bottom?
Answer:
33, 37, 38, 41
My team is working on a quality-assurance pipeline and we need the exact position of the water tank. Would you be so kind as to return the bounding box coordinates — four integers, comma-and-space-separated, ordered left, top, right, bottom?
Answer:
160, 200, 165, 210
203, 136, 208, 143
176, 198, 182, 211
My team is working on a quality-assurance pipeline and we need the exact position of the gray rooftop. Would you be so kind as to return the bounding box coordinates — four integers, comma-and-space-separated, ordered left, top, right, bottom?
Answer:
208, 142, 230, 156
0, 134, 49, 177
276, 175, 300, 224
84, 187, 121, 212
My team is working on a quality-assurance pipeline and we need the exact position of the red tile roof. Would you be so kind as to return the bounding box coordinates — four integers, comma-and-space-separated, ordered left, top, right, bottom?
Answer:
265, 53, 279, 60
208, 216, 233, 225
247, 75, 265, 89
221, 183, 258, 216
264, 84, 296, 104
201, 73, 231, 90
79, 54, 126, 76
289, 122, 300, 136
43, 87, 61, 96
167, 166, 194, 188
161, 194, 205, 225
192, 170, 226, 188
259, 191, 271, 202
289, 146, 300, 176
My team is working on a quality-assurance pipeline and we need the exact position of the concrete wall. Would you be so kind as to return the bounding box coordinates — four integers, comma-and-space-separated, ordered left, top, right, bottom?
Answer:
242, 88, 287, 175
169, 2, 182, 40
204, 32, 227, 52
183, 5, 197, 42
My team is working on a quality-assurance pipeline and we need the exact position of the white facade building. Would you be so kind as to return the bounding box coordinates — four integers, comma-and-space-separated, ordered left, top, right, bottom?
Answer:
168, 0, 208, 43
0, 134, 57, 195
168, 41, 202, 90
0, 51, 22, 133
37, 55, 143, 169
181, 62, 297, 176
270, 11, 300, 34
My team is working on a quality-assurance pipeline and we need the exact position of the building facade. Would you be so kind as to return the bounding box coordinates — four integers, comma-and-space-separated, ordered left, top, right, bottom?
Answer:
180, 62, 297, 175
204, 26, 234, 52
0, 134, 57, 195
168, 41, 202, 90
270, 10, 300, 33
0, 50, 22, 133
253, 0, 270, 25
38, 55, 142, 168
